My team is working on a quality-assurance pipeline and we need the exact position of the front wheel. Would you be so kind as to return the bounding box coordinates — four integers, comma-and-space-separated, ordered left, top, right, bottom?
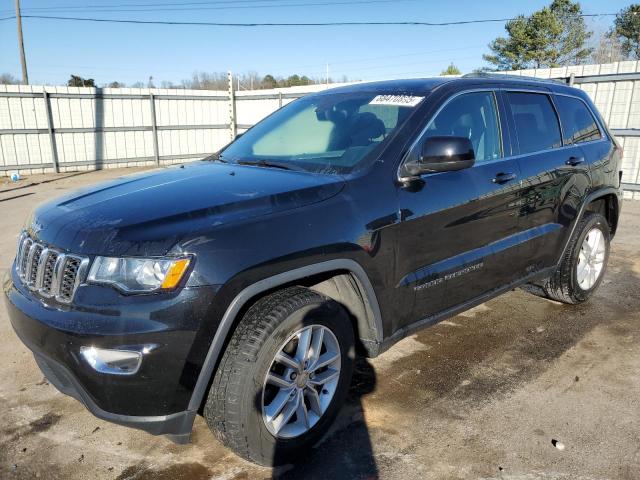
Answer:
524, 212, 610, 304
203, 286, 355, 466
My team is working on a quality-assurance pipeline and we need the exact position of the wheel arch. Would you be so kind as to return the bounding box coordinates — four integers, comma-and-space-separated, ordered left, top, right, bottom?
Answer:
557, 187, 621, 265
187, 259, 383, 413
585, 192, 620, 237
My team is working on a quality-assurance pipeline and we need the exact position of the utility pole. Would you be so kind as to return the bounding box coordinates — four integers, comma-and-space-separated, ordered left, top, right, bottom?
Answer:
325, 62, 329, 88
228, 71, 237, 141
15, 0, 29, 85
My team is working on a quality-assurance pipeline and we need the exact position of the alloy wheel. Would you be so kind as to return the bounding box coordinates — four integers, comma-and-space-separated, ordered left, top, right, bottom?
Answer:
577, 227, 606, 290
262, 324, 341, 439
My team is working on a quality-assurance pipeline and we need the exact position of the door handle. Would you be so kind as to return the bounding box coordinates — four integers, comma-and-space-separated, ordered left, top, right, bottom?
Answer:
492, 172, 517, 184
566, 156, 585, 166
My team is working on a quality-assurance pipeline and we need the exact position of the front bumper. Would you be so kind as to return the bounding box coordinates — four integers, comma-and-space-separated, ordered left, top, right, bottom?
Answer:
4, 265, 219, 440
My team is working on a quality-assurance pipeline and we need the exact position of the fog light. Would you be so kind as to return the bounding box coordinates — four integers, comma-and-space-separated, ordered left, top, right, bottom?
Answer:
80, 346, 142, 375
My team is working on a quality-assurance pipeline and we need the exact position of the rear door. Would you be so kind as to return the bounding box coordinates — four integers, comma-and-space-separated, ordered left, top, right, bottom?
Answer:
553, 93, 609, 189
504, 90, 590, 271
396, 89, 524, 327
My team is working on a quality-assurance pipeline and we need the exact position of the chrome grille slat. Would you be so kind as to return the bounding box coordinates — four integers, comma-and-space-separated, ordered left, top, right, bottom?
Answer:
13, 232, 88, 303
34, 247, 50, 290
18, 236, 33, 279
50, 253, 68, 298
15, 232, 28, 278
60, 257, 81, 301
40, 250, 59, 297
26, 243, 43, 287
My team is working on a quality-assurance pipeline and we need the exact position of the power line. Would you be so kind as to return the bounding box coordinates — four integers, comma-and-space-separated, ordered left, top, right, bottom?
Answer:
0, 13, 617, 27
2, 0, 329, 10
13, 1, 421, 14
0, 0, 419, 15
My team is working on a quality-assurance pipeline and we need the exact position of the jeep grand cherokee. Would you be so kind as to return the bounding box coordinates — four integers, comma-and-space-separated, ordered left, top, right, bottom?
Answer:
4, 75, 622, 466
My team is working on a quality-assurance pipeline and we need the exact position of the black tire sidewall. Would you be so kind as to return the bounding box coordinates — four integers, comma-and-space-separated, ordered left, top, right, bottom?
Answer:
568, 214, 610, 301
241, 297, 355, 465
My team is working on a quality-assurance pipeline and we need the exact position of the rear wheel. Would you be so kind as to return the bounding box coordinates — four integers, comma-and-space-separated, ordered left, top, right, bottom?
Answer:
203, 286, 355, 466
523, 212, 610, 304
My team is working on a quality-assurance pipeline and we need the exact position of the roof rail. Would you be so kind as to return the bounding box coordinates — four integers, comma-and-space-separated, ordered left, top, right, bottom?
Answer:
462, 72, 568, 85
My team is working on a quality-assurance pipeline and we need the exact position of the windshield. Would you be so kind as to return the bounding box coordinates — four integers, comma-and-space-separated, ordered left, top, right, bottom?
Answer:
220, 91, 425, 174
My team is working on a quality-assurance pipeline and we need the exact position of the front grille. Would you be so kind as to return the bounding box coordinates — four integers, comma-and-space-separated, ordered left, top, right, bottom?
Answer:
15, 232, 89, 304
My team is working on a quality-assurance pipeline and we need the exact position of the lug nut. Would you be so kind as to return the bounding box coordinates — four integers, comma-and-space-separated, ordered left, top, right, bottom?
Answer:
290, 372, 297, 380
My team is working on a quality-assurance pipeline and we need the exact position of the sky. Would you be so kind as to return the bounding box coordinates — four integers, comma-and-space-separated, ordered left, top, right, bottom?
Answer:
0, 0, 633, 87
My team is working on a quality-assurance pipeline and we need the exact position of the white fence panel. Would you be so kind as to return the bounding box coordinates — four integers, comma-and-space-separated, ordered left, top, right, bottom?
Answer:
0, 69, 639, 197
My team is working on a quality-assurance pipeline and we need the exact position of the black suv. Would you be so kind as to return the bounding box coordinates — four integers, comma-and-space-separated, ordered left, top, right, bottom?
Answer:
5, 75, 622, 466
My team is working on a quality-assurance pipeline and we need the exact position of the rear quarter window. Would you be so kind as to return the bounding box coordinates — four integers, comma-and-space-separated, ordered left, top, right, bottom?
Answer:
553, 95, 602, 144
506, 92, 562, 155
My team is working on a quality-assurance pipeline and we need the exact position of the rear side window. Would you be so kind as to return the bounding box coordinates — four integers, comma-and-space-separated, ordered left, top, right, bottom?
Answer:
554, 95, 602, 144
507, 92, 562, 155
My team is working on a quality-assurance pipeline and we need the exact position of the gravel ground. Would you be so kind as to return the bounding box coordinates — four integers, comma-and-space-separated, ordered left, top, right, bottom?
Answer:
0, 168, 639, 480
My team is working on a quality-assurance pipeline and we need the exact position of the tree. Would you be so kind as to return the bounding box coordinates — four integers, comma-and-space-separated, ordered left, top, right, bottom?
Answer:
160, 80, 180, 89
286, 74, 302, 87
107, 81, 124, 88
0, 73, 19, 85
591, 32, 625, 64
183, 71, 227, 90
261, 74, 278, 89
613, 4, 640, 59
68, 75, 95, 87
441, 63, 461, 75
245, 70, 260, 90
483, 0, 592, 70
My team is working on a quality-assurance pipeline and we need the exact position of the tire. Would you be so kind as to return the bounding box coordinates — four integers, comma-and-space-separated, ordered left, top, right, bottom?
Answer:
203, 286, 355, 466
523, 212, 610, 304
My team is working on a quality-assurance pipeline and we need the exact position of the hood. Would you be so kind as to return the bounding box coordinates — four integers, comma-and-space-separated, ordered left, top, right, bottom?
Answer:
28, 162, 345, 256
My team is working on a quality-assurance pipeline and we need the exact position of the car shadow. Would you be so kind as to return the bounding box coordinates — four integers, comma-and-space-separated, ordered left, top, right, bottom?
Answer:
272, 356, 378, 480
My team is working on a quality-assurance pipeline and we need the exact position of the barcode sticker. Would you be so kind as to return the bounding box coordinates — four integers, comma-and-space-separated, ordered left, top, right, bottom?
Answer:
369, 95, 424, 107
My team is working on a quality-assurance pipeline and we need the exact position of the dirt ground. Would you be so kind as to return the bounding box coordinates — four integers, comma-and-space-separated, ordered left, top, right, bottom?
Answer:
0, 168, 639, 480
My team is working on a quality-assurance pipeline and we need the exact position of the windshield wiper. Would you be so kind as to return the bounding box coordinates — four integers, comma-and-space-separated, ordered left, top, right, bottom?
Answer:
235, 159, 300, 171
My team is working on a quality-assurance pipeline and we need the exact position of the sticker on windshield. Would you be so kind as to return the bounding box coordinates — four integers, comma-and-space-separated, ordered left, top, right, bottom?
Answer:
369, 95, 424, 107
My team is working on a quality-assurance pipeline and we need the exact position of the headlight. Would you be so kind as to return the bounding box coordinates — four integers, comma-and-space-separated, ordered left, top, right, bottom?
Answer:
87, 256, 191, 293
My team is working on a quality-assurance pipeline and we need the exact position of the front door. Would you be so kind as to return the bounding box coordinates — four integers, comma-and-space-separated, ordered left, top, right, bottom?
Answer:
395, 90, 524, 331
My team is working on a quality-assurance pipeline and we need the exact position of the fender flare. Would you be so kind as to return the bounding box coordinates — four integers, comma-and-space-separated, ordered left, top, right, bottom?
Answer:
556, 186, 621, 264
186, 259, 383, 413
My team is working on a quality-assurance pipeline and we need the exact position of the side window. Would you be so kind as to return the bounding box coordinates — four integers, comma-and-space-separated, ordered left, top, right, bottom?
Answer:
420, 91, 502, 162
554, 95, 602, 144
506, 92, 562, 155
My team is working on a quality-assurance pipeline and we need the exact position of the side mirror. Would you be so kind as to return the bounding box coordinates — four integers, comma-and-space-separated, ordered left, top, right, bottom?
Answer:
403, 136, 475, 177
